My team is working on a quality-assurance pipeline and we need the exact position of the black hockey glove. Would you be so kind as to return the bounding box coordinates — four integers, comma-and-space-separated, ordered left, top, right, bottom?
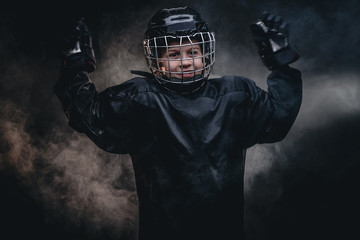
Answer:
61, 17, 96, 73
250, 12, 299, 70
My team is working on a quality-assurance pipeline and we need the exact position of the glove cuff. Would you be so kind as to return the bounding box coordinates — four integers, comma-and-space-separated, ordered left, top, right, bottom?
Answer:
262, 47, 299, 70
62, 52, 96, 73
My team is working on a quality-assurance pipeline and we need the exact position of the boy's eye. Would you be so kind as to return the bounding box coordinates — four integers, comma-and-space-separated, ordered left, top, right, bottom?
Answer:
189, 50, 199, 56
168, 52, 178, 57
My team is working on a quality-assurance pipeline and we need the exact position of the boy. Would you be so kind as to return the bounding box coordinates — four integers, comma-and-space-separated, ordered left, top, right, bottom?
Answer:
55, 6, 302, 240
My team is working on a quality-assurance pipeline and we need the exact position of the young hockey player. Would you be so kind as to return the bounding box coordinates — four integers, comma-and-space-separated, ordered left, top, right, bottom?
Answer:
54, 6, 302, 240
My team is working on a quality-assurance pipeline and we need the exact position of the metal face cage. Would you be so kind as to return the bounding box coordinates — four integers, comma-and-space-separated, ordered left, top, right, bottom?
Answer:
144, 32, 215, 87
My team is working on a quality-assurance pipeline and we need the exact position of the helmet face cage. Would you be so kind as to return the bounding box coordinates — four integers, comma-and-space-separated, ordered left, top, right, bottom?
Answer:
144, 32, 215, 86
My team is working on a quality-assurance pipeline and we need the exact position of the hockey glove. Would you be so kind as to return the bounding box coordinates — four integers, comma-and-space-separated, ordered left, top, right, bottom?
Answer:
61, 18, 96, 72
250, 12, 299, 70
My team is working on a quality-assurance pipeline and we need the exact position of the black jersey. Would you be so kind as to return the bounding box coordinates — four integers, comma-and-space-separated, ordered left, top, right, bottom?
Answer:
54, 62, 302, 240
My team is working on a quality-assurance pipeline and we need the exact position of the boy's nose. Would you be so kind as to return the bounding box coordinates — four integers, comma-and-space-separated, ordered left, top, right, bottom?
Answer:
181, 58, 193, 67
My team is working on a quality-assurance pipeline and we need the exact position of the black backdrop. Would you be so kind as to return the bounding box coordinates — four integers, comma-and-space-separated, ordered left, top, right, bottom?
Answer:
1, 0, 359, 239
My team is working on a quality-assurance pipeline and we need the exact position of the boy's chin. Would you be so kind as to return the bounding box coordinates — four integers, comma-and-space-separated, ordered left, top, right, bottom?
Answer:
164, 75, 203, 84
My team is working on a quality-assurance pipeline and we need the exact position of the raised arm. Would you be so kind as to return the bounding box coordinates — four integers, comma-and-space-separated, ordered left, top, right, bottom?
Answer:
244, 12, 302, 147
54, 18, 137, 154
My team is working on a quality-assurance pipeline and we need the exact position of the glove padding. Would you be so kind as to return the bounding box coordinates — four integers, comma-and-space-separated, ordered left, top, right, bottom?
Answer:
61, 18, 96, 73
250, 12, 299, 70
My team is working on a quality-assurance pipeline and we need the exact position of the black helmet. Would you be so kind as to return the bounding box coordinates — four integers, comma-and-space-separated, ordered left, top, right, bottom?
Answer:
143, 6, 215, 93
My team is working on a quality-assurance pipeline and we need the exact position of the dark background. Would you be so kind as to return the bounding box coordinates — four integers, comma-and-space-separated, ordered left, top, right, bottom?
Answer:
1, 0, 359, 239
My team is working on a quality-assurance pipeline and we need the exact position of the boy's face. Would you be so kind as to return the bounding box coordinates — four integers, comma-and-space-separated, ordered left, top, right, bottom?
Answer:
159, 39, 204, 80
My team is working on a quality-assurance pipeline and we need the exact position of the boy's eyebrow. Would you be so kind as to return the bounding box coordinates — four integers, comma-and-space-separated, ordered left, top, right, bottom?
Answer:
167, 48, 180, 52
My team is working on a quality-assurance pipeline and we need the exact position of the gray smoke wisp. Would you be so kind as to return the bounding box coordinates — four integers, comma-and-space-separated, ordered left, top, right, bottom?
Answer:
243, 71, 360, 239
0, 98, 138, 239
0, 100, 35, 176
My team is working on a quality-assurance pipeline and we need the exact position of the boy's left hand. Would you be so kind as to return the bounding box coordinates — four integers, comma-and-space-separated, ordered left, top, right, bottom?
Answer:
250, 12, 299, 70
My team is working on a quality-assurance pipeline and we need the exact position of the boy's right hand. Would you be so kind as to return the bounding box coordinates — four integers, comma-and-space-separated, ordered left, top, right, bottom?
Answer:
61, 18, 96, 73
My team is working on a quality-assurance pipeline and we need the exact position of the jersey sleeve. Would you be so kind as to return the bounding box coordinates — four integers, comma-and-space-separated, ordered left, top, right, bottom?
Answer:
244, 65, 302, 147
54, 56, 139, 154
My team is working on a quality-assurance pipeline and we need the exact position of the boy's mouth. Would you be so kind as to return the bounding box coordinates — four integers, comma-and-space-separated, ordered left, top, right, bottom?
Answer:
182, 72, 195, 79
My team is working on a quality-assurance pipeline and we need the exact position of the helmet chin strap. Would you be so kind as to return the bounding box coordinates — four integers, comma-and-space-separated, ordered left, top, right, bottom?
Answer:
163, 74, 203, 84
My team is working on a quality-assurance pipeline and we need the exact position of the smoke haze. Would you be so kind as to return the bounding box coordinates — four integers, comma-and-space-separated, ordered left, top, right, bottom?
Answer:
1, 0, 359, 239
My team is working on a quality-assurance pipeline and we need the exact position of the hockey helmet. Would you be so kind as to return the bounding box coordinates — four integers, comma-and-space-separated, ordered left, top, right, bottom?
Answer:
143, 6, 215, 93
